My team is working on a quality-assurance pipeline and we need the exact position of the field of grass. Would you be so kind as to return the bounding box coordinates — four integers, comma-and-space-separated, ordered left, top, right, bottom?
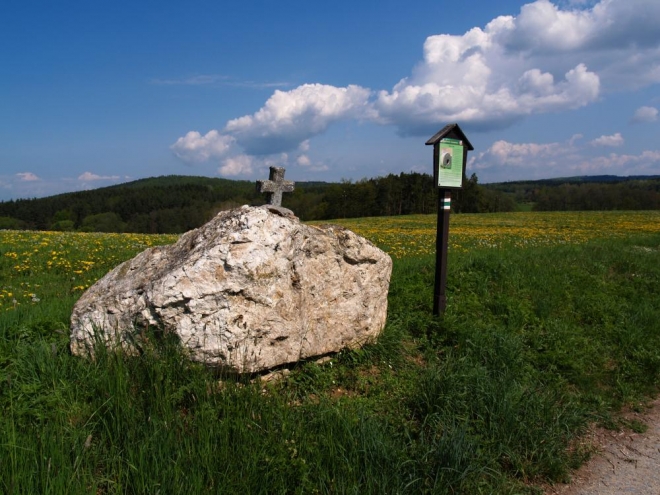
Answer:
2, 211, 660, 494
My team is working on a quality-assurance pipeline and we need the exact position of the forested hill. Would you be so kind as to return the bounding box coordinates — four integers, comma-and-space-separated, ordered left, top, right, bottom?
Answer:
485, 175, 660, 211
0, 176, 258, 233
1, 173, 658, 233
0, 173, 512, 233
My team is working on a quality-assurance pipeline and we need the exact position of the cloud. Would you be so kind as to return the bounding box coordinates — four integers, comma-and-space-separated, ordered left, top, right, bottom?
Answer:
373, 1, 609, 135
172, 84, 371, 164
16, 172, 40, 181
296, 155, 311, 167
564, 0, 595, 5
471, 135, 660, 182
295, 154, 329, 171
151, 74, 289, 89
496, 0, 660, 90
590, 133, 624, 147
471, 139, 571, 170
493, 0, 660, 56
151, 74, 230, 86
172, 84, 371, 176
77, 172, 121, 181
0, 172, 132, 201
373, 0, 660, 135
218, 155, 255, 176
172, 0, 660, 177
572, 150, 660, 175
375, 63, 599, 135
218, 153, 297, 177
224, 83, 372, 155
632, 106, 659, 123
569, 133, 584, 146
170, 130, 236, 163
493, 1, 599, 53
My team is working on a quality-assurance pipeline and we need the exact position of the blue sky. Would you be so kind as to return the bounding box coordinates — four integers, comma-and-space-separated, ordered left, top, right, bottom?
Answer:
1, 0, 659, 201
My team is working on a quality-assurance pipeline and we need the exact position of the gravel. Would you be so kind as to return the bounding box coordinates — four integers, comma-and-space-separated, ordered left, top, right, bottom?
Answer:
546, 399, 660, 495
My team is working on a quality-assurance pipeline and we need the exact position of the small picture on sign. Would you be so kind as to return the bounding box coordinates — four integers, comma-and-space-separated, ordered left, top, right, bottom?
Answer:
440, 148, 453, 169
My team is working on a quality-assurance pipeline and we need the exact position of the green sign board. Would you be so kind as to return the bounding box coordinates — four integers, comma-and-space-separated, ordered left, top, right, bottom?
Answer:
435, 138, 464, 188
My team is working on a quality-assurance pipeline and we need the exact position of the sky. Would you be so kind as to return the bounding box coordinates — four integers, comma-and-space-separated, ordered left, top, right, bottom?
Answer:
1, 0, 659, 202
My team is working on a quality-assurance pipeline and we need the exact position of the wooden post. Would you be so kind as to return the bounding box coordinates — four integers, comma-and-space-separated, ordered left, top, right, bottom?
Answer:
434, 189, 451, 315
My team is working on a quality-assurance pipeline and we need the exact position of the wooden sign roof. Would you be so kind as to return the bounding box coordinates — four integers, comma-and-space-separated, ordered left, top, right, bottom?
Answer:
425, 123, 474, 150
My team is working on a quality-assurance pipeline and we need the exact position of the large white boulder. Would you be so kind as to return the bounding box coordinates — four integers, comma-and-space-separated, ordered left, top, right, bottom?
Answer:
70, 206, 392, 373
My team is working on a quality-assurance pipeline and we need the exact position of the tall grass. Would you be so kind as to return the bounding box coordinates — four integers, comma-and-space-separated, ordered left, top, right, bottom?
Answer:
1, 224, 659, 493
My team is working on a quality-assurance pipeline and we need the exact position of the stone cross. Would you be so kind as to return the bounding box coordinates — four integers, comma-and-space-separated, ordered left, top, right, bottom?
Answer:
256, 166, 295, 206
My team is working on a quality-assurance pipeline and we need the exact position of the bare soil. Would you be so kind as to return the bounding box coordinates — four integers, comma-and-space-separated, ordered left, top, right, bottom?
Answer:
544, 398, 660, 495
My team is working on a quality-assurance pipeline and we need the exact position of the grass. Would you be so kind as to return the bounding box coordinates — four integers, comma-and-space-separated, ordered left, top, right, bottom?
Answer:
1, 211, 660, 493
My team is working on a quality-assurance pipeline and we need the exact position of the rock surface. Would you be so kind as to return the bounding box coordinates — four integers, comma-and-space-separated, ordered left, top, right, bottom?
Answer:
70, 206, 392, 373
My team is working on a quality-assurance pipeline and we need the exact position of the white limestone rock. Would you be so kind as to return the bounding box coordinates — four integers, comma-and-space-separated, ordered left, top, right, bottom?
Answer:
70, 206, 392, 373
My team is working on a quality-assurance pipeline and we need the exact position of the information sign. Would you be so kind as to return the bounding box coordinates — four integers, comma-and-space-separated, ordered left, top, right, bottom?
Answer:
436, 138, 464, 188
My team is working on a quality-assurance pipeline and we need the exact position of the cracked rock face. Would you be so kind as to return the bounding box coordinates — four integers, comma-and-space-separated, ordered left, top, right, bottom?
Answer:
70, 206, 392, 373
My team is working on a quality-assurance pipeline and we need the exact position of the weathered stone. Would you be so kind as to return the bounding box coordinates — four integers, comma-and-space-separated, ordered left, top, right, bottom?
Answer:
256, 166, 294, 206
70, 206, 392, 373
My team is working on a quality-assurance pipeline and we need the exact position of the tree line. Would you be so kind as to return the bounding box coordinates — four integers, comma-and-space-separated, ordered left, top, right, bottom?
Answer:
2, 174, 659, 234
486, 177, 660, 211
0, 173, 516, 233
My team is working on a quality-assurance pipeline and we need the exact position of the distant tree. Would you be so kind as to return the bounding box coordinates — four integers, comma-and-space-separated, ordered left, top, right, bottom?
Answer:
454, 174, 481, 213
0, 216, 25, 230
51, 220, 75, 231
125, 214, 151, 233
376, 174, 404, 216
80, 212, 126, 233
479, 188, 516, 212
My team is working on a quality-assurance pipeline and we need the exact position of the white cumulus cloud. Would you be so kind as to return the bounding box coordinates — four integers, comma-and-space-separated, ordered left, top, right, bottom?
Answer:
170, 130, 236, 163
373, 1, 613, 135
632, 106, 659, 123
374, 0, 660, 135
590, 133, 624, 147
219, 155, 255, 176
296, 155, 311, 167
504, 0, 660, 90
171, 85, 371, 174
224, 83, 372, 155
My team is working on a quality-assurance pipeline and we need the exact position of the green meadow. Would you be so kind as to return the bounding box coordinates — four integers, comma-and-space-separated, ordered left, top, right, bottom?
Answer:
2, 211, 660, 494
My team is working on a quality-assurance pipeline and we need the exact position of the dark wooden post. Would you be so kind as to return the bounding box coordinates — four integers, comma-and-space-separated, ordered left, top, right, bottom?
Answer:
434, 189, 451, 315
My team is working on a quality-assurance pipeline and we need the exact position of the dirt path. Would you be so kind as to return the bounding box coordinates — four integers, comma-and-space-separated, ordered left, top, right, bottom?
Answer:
545, 399, 660, 495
